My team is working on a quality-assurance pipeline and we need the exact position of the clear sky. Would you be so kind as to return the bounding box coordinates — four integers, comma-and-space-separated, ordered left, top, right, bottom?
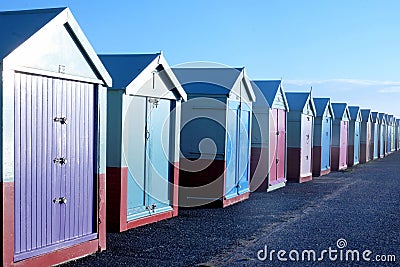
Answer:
1, 1, 399, 116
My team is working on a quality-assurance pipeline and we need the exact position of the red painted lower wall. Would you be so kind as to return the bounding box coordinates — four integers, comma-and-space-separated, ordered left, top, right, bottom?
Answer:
97, 173, 107, 250
222, 192, 250, 207
287, 148, 312, 183
312, 146, 322, 177
347, 145, 355, 167
1, 182, 14, 267
106, 164, 179, 233
106, 167, 128, 232
331, 147, 340, 171
179, 158, 225, 207
2, 173, 106, 267
331, 147, 348, 171
250, 147, 269, 192
360, 144, 369, 164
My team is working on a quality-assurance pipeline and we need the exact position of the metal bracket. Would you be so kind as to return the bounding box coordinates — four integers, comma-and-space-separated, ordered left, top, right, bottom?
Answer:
54, 117, 67, 125
53, 157, 67, 165
53, 197, 67, 204
146, 204, 157, 212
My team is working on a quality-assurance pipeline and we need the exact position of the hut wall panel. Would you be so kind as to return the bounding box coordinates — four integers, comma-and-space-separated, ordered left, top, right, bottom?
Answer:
106, 91, 123, 167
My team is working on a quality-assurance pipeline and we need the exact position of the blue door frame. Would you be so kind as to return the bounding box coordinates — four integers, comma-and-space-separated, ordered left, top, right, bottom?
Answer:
225, 100, 251, 199
126, 96, 172, 221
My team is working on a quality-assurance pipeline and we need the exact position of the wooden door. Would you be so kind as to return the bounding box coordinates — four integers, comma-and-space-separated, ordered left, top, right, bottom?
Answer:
14, 72, 96, 261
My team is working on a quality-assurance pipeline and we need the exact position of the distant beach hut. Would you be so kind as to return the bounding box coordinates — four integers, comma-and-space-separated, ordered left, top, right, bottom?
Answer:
371, 112, 380, 160
378, 113, 387, 158
360, 109, 373, 163
331, 103, 351, 171
251, 80, 289, 192
396, 119, 400, 151
285, 92, 316, 183
174, 67, 256, 207
386, 115, 394, 154
348, 106, 362, 166
312, 98, 334, 176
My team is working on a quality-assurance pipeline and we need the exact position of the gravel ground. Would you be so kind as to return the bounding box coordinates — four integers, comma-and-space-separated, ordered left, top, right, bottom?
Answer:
63, 151, 400, 267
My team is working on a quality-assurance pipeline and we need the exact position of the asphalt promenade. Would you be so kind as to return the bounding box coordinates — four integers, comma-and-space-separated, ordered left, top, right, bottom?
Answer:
64, 151, 400, 266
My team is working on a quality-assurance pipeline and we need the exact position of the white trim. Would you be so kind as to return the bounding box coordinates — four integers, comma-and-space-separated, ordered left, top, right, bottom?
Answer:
9, 65, 104, 84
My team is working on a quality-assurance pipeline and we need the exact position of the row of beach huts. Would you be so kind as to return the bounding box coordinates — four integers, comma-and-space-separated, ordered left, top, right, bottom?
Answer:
0, 7, 399, 267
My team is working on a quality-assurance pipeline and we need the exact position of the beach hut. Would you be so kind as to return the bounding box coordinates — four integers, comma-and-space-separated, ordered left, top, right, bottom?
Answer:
360, 109, 373, 163
250, 80, 289, 192
348, 106, 362, 166
312, 98, 334, 176
173, 67, 256, 207
99, 53, 186, 232
389, 115, 396, 152
371, 112, 380, 160
331, 103, 351, 171
386, 115, 394, 154
396, 119, 400, 151
285, 93, 316, 183
0, 8, 111, 266
378, 113, 387, 158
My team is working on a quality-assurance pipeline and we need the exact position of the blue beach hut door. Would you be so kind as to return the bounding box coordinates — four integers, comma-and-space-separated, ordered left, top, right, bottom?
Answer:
226, 101, 251, 199
126, 96, 172, 220
14, 73, 96, 261
354, 121, 361, 164
321, 117, 332, 171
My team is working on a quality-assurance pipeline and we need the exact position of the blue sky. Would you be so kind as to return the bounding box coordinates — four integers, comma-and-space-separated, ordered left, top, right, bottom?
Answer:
1, 1, 400, 116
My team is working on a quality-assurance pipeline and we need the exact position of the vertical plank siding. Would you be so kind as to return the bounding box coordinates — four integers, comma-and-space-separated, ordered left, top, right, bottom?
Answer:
14, 72, 96, 261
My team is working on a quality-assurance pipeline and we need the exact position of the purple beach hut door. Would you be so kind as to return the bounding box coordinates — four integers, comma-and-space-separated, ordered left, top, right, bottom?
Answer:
14, 73, 96, 261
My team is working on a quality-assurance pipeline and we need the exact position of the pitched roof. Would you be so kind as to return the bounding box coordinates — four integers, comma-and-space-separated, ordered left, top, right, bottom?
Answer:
348, 106, 361, 121
285, 92, 312, 112
172, 67, 242, 95
0, 7, 64, 60
371, 112, 379, 123
313, 98, 333, 118
252, 80, 281, 106
331, 103, 350, 120
378, 113, 386, 122
387, 114, 394, 124
360, 109, 372, 122
99, 54, 159, 89
0, 7, 111, 86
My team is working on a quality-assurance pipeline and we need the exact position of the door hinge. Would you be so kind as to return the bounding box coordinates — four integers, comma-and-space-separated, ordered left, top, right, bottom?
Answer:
53, 197, 67, 204
54, 117, 67, 125
146, 204, 157, 212
53, 157, 67, 166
